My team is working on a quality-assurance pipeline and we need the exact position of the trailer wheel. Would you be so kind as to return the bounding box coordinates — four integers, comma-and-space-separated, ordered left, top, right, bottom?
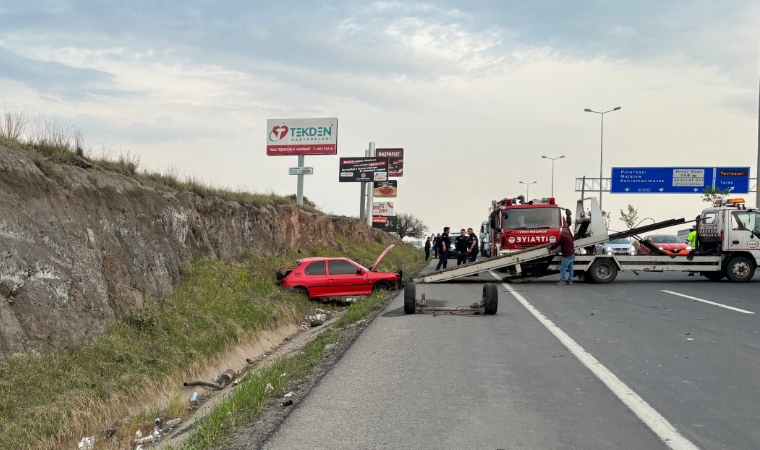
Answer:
702, 271, 724, 282
588, 258, 618, 284
404, 282, 416, 314
725, 256, 755, 283
483, 283, 498, 315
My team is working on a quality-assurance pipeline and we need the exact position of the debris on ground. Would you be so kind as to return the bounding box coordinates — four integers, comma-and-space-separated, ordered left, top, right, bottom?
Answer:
265, 383, 274, 393
284, 391, 294, 398
190, 392, 198, 403
279, 399, 293, 407
77, 436, 95, 449
184, 368, 240, 390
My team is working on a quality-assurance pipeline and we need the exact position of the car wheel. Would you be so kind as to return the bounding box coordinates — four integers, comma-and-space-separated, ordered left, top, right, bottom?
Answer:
403, 282, 416, 314
373, 280, 392, 293
702, 271, 724, 281
725, 256, 755, 283
483, 283, 498, 315
587, 258, 618, 284
294, 286, 311, 299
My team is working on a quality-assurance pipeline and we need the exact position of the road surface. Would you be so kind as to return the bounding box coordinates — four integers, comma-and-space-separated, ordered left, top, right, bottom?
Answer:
261, 260, 760, 449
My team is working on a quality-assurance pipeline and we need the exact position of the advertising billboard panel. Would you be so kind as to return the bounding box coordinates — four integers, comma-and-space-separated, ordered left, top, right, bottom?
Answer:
372, 216, 398, 232
338, 157, 389, 182
375, 148, 403, 177
266, 118, 338, 156
373, 202, 394, 217
373, 181, 397, 198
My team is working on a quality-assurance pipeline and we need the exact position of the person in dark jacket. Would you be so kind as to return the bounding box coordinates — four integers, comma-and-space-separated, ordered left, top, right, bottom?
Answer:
433, 233, 441, 258
424, 237, 431, 261
435, 228, 451, 270
467, 227, 479, 263
549, 228, 574, 285
455, 228, 469, 265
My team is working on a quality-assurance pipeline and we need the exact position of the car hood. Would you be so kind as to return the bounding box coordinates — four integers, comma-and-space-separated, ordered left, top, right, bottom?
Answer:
658, 243, 687, 248
371, 244, 395, 272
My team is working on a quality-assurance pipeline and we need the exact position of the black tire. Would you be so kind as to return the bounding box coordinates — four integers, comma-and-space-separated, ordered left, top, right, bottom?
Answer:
294, 286, 311, 299
587, 258, 618, 284
483, 283, 498, 315
725, 255, 755, 283
702, 271, 725, 281
373, 280, 392, 293
403, 282, 416, 314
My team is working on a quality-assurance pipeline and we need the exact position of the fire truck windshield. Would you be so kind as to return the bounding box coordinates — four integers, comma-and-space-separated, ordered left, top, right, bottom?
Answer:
503, 208, 561, 230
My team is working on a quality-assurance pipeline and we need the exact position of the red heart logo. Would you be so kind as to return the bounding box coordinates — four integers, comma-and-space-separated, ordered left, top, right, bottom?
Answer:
270, 125, 289, 141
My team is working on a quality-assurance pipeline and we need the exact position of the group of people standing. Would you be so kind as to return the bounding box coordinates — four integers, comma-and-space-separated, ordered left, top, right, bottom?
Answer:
424, 227, 479, 270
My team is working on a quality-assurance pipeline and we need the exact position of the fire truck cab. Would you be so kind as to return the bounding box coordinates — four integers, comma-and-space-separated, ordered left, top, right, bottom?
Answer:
696, 198, 760, 282
489, 196, 573, 256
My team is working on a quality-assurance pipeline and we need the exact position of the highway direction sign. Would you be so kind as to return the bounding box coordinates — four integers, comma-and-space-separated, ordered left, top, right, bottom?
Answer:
611, 167, 749, 194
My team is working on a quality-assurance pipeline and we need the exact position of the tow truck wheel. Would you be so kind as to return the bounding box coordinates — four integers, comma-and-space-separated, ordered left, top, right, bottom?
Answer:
725, 256, 755, 283
587, 258, 618, 284
403, 282, 417, 314
483, 283, 498, 315
702, 271, 724, 282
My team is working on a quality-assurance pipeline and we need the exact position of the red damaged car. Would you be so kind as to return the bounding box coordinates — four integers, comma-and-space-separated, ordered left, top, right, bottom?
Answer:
275, 245, 402, 299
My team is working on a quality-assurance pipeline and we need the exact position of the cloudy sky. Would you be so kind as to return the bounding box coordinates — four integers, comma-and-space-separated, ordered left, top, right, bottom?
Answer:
1, 1, 758, 235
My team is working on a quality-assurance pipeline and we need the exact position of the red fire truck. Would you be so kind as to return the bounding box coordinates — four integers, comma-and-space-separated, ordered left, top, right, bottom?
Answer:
487, 196, 573, 256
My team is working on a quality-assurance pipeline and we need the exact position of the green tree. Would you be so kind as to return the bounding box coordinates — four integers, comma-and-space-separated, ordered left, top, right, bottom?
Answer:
396, 212, 429, 240
701, 186, 731, 203
619, 204, 639, 229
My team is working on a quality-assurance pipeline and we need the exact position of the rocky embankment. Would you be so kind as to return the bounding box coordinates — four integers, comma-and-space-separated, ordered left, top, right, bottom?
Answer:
0, 144, 392, 356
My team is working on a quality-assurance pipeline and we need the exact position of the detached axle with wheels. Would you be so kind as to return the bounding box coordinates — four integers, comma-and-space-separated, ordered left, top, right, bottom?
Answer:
403, 282, 498, 315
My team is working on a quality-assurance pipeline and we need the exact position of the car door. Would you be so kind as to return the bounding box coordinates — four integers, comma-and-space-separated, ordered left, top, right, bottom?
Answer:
300, 261, 328, 297
727, 211, 760, 261
327, 259, 371, 296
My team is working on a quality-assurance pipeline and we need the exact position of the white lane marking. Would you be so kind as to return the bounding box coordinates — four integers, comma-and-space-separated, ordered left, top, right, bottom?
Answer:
661, 290, 754, 315
490, 272, 699, 450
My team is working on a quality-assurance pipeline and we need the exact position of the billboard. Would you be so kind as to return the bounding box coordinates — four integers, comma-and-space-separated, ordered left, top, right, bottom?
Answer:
376, 148, 403, 177
338, 157, 389, 182
373, 181, 397, 198
266, 118, 338, 156
372, 216, 398, 232
611, 167, 750, 194
373, 201, 394, 217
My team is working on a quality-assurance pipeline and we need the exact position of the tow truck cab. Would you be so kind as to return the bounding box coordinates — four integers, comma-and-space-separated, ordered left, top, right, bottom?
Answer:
489, 196, 572, 256
696, 198, 760, 280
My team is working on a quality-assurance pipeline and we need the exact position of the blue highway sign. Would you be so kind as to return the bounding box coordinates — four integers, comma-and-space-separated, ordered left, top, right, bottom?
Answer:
611, 167, 750, 194
714, 167, 750, 193
611, 167, 713, 194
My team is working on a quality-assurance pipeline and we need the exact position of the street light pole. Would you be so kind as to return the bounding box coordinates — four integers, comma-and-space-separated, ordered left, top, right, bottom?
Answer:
519, 181, 537, 199
584, 107, 621, 212
541, 155, 565, 197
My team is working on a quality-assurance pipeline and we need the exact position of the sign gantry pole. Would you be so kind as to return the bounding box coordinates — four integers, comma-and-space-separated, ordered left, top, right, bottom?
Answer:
365, 142, 375, 226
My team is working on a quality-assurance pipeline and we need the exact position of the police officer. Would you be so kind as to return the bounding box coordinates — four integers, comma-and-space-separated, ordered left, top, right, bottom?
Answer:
455, 228, 469, 266
433, 233, 441, 258
424, 237, 431, 261
467, 227, 479, 262
436, 228, 451, 270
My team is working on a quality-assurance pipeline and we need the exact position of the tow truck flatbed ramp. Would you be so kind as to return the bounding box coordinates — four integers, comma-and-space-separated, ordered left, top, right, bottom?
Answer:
413, 217, 687, 284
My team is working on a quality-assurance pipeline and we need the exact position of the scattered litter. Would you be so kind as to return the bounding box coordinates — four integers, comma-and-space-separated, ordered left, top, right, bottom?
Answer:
284, 391, 294, 398
265, 383, 274, 393
687, 338, 695, 341
346, 298, 358, 303
134, 435, 155, 445
281, 373, 287, 378
213, 375, 220, 382
135, 430, 143, 439
279, 399, 293, 407
165, 418, 182, 428
155, 417, 162, 426
246, 358, 255, 364
685, 333, 691, 335
135, 446, 143, 450
77, 436, 95, 449
324, 343, 335, 351
190, 392, 198, 403
106, 429, 116, 437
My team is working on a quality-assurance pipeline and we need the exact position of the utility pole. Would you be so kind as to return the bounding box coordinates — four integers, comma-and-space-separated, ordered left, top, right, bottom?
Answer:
365, 142, 375, 226
360, 147, 368, 220
756, 75, 760, 208
296, 155, 305, 207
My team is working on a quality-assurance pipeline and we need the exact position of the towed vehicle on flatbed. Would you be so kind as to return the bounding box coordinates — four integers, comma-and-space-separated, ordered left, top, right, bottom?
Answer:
275, 245, 402, 299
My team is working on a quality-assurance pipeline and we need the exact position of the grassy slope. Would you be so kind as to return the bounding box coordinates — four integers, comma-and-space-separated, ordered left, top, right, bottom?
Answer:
0, 235, 423, 450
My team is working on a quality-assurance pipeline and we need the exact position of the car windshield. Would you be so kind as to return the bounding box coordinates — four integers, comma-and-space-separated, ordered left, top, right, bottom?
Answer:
607, 239, 630, 245
503, 208, 560, 230
652, 236, 682, 244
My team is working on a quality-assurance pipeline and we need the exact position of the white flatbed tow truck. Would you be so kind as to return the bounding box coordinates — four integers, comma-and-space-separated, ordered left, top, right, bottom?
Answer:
404, 197, 758, 315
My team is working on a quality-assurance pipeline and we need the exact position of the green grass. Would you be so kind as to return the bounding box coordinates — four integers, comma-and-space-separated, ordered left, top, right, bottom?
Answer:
176, 240, 426, 450
0, 241, 424, 450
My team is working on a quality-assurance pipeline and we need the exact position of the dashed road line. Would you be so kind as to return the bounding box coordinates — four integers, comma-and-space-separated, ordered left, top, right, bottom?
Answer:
491, 272, 699, 450
661, 290, 754, 315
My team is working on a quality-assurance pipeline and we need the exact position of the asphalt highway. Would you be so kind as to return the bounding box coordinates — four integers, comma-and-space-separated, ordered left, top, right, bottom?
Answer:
261, 260, 760, 449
